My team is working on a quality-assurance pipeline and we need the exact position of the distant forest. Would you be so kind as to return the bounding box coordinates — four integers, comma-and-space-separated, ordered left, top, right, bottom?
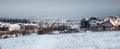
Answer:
0, 18, 30, 23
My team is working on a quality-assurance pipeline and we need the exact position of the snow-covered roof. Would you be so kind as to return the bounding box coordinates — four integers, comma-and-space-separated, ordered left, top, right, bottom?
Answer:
23, 23, 39, 26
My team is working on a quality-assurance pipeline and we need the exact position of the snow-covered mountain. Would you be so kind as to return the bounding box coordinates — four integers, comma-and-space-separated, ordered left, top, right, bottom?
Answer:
0, 31, 120, 49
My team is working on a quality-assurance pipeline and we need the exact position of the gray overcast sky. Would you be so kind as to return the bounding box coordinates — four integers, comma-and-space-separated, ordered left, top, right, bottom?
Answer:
0, 0, 120, 20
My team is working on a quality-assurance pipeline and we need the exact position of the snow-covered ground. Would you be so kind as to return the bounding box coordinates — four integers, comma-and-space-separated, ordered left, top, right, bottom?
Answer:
0, 31, 120, 49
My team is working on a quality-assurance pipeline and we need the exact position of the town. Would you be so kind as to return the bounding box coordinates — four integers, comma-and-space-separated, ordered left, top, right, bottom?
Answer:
0, 16, 120, 39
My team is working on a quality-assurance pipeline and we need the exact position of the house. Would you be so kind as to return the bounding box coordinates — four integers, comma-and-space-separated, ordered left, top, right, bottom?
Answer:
0, 23, 10, 33
22, 24, 39, 33
8, 24, 21, 32
80, 17, 104, 31
88, 17, 104, 31
89, 17, 103, 26
0, 23, 22, 39
102, 21, 113, 31
103, 16, 120, 30
0, 24, 9, 32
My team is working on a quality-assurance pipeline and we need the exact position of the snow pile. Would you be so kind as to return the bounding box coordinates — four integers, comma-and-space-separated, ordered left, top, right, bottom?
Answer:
0, 31, 120, 49
52, 31, 60, 34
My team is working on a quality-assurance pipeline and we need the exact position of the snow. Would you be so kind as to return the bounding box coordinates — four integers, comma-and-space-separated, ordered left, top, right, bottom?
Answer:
0, 31, 120, 49
52, 31, 60, 34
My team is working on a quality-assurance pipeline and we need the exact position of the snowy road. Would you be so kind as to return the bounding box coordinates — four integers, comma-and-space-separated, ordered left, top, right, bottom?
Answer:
0, 31, 120, 49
